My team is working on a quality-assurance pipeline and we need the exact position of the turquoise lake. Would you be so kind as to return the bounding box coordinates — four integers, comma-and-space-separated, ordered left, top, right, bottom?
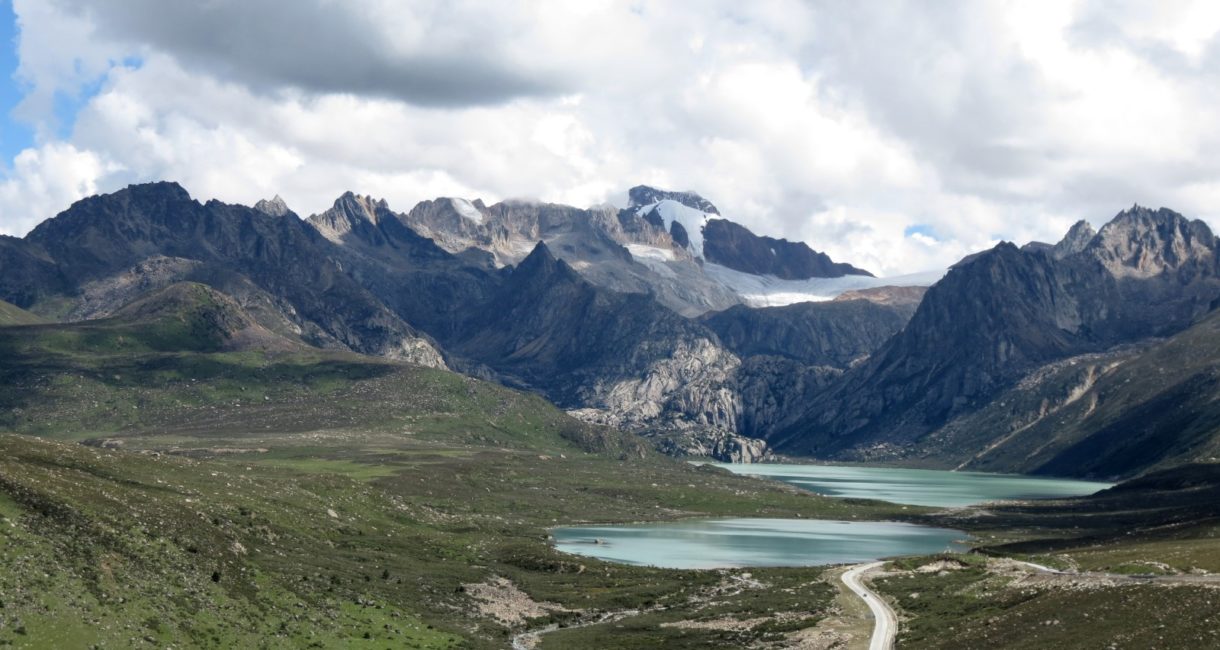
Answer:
552, 518, 968, 569
711, 463, 1113, 507
552, 465, 1110, 568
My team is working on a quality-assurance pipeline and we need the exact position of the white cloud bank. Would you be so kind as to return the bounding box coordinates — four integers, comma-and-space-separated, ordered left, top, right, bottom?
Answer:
2, 0, 1220, 276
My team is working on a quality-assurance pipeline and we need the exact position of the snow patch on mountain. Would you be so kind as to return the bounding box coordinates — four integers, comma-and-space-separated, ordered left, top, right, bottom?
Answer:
631, 256, 678, 279
625, 243, 677, 262
705, 263, 945, 307
450, 197, 484, 224
637, 200, 711, 258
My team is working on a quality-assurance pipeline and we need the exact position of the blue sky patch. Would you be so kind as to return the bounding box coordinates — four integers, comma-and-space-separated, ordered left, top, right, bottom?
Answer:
904, 223, 938, 240
0, 0, 32, 164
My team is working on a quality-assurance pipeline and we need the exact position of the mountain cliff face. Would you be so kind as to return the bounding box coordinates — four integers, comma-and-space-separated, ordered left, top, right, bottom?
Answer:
702, 298, 918, 367
702, 218, 873, 279
772, 206, 1220, 467
930, 308, 1220, 479
441, 243, 749, 449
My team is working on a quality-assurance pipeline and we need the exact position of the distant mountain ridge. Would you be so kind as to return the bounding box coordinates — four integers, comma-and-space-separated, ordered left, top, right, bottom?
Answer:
14, 182, 450, 367
770, 205, 1220, 477
403, 184, 878, 316
4, 182, 1217, 477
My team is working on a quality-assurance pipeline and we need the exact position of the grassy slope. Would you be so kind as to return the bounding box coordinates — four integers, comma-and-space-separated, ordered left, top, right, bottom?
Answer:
970, 462, 1220, 573
0, 294, 910, 648
0, 299, 46, 326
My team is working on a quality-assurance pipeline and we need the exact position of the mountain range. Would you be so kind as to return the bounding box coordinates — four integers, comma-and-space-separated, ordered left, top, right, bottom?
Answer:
2, 183, 1218, 478
769, 206, 1220, 476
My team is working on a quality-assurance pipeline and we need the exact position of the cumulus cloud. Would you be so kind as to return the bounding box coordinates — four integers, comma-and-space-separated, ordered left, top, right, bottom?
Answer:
33, 0, 660, 107
4, 1, 1220, 275
0, 142, 117, 236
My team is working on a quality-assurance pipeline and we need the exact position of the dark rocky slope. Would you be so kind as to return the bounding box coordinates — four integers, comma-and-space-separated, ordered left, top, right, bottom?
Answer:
702, 298, 918, 367
772, 206, 1220, 468
936, 308, 1220, 478
6, 182, 447, 366
441, 242, 765, 459
702, 218, 872, 279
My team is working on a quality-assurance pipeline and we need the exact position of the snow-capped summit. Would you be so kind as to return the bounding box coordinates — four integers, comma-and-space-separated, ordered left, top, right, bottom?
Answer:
449, 197, 486, 225
635, 199, 713, 259
626, 185, 873, 287
402, 183, 896, 314
627, 185, 720, 215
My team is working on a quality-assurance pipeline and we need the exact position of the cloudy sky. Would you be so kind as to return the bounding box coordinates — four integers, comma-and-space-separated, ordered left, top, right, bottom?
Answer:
1, 1, 1219, 275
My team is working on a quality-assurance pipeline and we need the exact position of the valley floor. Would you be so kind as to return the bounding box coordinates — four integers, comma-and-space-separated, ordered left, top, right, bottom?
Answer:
3, 309, 1219, 648
0, 424, 913, 649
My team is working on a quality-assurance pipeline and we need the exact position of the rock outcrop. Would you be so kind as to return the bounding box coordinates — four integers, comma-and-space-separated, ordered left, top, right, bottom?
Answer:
1052, 220, 1096, 259
253, 195, 291, 217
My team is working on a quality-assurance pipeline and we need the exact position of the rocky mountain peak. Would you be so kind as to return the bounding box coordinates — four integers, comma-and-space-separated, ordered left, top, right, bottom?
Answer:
307, 192, 397, 244
497, 240, 587, 298
22, 181, 203, 280
253, 195, 291, 217
333, 192, 391, 223
1088, 206, 1217, 278
120, 181, 193, 202
513, 241, 565, 277
620, 184, 873, 280
627, 185, 720, 215
1052, 220, 1097, 259
33, 181, 193, 230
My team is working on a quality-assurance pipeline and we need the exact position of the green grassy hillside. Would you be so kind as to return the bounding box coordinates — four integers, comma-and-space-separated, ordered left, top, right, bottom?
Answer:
0, 283, 909, 648
971, 462, 1220, 573
0, 299, 46, 326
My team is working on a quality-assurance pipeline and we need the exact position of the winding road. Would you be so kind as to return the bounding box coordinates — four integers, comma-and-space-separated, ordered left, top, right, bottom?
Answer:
840, 562, 896, 650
